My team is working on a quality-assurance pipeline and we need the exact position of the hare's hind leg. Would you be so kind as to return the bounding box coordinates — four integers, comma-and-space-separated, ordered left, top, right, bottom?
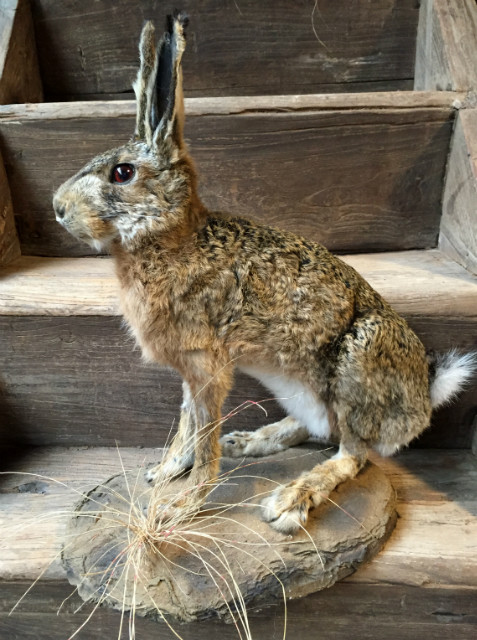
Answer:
261, 436, 367, 535
220, 416, 309, 458
262, 311, 431, 535
146, 381, 196, 483
223, 366, 330, 459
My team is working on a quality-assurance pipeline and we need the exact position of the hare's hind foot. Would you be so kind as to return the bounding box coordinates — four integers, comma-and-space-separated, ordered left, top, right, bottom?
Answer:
220, 416, 309, 458
261, 444, 366, 535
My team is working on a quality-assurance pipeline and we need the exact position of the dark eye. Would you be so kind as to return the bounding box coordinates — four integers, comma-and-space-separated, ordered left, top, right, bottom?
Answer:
112, 163, 135, 184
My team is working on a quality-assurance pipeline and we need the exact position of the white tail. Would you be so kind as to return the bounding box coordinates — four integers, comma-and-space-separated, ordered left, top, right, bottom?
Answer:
429, 350, 477, 409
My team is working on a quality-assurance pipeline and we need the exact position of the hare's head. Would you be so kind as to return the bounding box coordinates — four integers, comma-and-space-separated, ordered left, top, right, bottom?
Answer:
54, 13, 201, 251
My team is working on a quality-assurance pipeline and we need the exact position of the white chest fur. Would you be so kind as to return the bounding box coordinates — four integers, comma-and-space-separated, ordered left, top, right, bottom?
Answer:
240, 366, 331, 440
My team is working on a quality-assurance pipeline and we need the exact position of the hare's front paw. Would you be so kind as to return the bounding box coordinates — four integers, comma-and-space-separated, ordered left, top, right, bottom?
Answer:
146, 453, 193, 485
261, 483, 314, 535
147, 493, 201, 529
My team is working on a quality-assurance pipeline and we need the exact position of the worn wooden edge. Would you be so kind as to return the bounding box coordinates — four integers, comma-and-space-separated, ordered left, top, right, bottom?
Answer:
0, 91, 466, 122
415, 0, 477, 92
0, 249, 476, 318
439, 110, 477, 275
0, 0, 43, 105
1, 583, 476, 640
0, 148, 20, 266
0, 447, 475, 591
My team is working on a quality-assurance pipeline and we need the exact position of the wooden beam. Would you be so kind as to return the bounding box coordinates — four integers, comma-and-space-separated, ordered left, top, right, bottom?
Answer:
1, 581, 476, 639
415, 0, 477, 91
0, 0, 43, 105
0, 100, 454, 257
440, 110, 477, 275
0, 92, 465, 121
30, 0, 419, 100
0, 149, 20, 265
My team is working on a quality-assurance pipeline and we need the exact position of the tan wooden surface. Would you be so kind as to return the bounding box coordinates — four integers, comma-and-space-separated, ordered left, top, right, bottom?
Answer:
1, 250, 476, 318
0, 0, 43, 105
0, 256, 117, 315
0, 92, 465, 121
0, 447, 475, 589
415, 0, 477, 92
0, 101, 454, 257
0, 150, 20, 265
440, 110, 477, 275
30, 0, 418, 100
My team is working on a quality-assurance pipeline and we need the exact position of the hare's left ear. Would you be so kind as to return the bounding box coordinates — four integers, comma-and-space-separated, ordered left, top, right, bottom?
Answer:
133, 12, 188, 160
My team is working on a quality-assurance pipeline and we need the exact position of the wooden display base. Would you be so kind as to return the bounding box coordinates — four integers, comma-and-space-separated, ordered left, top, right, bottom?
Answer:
62, 447, 396, 624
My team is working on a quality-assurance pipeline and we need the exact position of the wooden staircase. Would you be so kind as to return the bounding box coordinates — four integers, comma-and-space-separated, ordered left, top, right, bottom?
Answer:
1, 1, 476, 638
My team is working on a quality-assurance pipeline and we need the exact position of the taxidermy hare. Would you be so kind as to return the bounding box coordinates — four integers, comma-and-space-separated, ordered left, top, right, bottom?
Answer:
54, 13, 475, 535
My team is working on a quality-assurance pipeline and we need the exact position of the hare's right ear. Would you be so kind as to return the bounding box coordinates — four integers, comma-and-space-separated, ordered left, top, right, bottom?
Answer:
133, 13, 188, 161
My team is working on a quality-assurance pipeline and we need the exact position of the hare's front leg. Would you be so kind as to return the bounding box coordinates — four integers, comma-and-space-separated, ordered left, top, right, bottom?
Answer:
152, 358, 233, 514
262, 438, 367, 535
185, 365, 233, 505
146, 381, 196, 484
220, 417, 309, 458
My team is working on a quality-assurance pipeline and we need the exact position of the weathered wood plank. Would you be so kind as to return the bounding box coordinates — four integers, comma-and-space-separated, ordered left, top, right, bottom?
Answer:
0, 314, 475, 449
0, 582, 475, 640
0, 92, 465, 121
415, 0, 477, 91
1, 250, 477, 319
0, 0, 43, 105
0, 103, 454, 256
0, 448, 476, 592
439, 110, 477, 276
0, 149, 20, 265
30, 0, 419, 99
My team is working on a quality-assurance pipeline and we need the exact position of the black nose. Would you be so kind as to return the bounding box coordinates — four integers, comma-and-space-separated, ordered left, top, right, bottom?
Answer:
56, 204, 66, 220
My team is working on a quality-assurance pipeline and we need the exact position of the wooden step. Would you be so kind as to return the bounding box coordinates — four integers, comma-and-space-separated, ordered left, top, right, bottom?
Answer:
0, 93, 458, 257
0, 250, 476, 448
28, 0, 419, 101
0, 447, 476, 639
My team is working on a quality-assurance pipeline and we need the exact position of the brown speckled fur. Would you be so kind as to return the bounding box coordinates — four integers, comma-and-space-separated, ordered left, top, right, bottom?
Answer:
54, 14, 435, 535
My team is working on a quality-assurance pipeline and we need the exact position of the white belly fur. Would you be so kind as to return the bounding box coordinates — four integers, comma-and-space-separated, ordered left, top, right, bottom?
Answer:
240, 366, 331, 440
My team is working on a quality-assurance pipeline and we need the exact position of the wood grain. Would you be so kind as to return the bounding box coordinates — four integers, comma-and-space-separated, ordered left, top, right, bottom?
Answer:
0, 92, 465, 121
29, 0, 419, 99
0, 150, 20, 265
0, 448, 476, 590
0, 0, 43, 105
415, 0, 477, 91
439, 110, 477, 275
0, 314, 475, 449
1, 250, 477, 319
0, 102, 454, 256
0, 582, 475, 640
